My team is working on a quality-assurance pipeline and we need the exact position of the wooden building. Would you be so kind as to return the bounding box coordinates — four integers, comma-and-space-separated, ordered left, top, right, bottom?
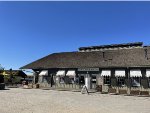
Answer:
21, 42, 150, 95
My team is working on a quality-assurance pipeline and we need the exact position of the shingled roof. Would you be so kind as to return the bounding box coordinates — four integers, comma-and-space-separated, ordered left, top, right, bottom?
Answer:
21, 46, 150, 69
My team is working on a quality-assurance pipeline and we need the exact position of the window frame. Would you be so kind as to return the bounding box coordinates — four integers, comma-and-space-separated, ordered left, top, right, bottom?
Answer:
131, 77, 141, 87
103, 76, 110, 85
117, 77, 125, 86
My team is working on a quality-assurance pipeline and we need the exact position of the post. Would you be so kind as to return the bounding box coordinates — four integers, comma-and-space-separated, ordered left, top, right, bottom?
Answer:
127, 67, 131, 95
85, 72, 91, 90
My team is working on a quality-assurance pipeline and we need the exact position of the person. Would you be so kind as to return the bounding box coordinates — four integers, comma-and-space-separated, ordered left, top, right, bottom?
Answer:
81, 85, 89, 95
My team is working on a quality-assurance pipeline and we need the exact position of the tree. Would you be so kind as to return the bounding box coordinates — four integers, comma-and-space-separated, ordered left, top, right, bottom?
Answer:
0, 64, 4, 74
0, 64, 4, 71
0, 64, 4, 83
8, 68, 14, 85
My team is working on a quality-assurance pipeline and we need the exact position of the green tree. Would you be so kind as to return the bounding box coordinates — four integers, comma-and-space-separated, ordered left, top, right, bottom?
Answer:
0, 64, 4, 70
0, 64, 4, 74
0, 64, 4, 83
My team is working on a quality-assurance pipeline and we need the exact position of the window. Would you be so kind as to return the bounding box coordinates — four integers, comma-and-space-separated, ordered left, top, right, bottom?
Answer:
60, 77, 65, 83
103, 76, 110, 85
69, 77, 75, 84
148, 77, 150, 87
38, 76, 43, 83
74, 77, 79, 84
91, 75, 96, 84
43, 76, 51, 84
131, 77, 141, 87
117, 77, 125, 86
79, 76, 85, 84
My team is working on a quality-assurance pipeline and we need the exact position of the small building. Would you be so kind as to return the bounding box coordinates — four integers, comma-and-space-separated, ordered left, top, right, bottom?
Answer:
1, 70, 27, 84
21, 42, 150, 95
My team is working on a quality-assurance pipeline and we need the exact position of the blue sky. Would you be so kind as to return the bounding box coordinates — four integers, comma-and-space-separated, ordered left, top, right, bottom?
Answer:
0, 1, 150, 70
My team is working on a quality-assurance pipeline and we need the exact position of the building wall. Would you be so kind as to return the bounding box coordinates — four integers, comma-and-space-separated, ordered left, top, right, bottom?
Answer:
35, 67, 150, 95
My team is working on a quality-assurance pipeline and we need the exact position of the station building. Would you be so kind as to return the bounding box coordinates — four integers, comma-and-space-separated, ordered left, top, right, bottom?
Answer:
21, 42, 150, 95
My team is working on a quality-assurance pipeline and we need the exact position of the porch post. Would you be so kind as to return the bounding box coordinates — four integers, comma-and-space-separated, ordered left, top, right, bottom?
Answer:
85, 72, 91, 90
127, 67, 131, 95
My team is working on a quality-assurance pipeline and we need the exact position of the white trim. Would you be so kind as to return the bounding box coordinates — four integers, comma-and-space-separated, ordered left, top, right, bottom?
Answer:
130, 70, 142, 77
39, 70, 48, 76
101, 70, 111, 76
56, 70, 65, 76
115, 70, 125, 77
146, 69, 150, 77
66, 70, 76, 77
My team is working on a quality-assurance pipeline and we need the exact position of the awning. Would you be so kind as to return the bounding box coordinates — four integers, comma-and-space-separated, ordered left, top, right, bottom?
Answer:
101, 70, 111, 76
56, 70, 65, 76
130, 70, 142, 77
66, 70, 76, 77
115, 70, 125, 77
146, 69, 150, 77
39, 70, 48, 76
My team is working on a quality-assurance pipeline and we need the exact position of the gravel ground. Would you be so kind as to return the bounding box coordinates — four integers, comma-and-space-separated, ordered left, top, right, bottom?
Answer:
0, 88, 150, 113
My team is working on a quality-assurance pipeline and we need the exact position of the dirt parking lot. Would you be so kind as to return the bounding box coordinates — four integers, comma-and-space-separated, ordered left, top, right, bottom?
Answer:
0, 88, 150, 113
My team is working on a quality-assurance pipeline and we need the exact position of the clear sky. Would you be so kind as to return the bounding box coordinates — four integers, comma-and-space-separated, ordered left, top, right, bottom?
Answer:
0, 1, 150, 70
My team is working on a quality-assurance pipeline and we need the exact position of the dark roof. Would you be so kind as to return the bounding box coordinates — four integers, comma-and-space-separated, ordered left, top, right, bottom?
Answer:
79, 42, 143, 50
21, 46, 150, 69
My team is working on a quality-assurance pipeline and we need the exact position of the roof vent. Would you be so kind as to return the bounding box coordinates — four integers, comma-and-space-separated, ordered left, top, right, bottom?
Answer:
144, 49, 150, 60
